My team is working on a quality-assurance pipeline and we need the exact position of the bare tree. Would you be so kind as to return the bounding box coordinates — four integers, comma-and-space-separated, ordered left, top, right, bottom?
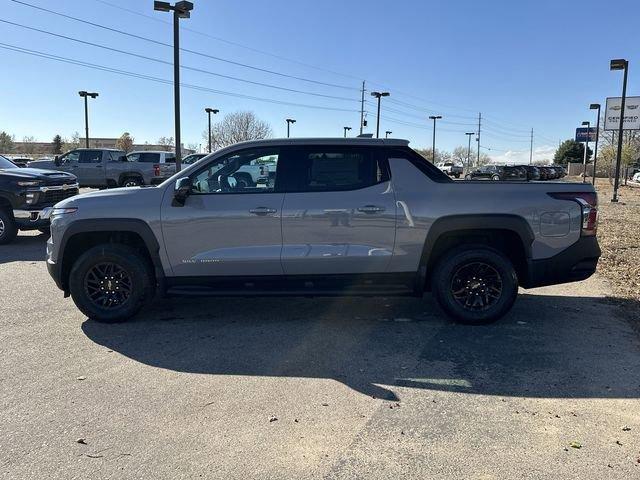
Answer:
63, 131, 80, 151
116, 132, 134, 153
204, 111, 272, 150
22, 136, 37, 154
157, 136, 175, 152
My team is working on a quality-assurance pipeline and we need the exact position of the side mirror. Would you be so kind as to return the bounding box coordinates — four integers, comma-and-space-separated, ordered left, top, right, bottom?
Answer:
54, 155, 61, 166
173, 177, 192, 206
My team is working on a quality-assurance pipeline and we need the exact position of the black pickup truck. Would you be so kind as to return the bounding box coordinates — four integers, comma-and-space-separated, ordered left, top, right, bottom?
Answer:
0, 155, 79, 244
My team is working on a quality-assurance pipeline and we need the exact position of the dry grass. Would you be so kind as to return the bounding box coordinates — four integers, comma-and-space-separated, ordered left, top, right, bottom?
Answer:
590, 178, 640, 323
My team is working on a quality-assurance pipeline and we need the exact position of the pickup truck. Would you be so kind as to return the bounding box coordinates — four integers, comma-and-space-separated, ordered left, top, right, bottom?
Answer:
0, 154, 78, 244
437, 161, 464, 178
27, 148, 174, 188
45, 138, 600, 325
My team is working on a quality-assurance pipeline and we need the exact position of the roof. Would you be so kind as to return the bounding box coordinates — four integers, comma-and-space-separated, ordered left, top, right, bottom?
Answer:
127, 150, 174, 154
228, 137, 410, 148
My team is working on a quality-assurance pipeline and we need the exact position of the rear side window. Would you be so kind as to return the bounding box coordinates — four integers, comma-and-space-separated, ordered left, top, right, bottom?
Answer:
285, 146, 389, 192
164, 154, 176, 163
139, 153, 161, 163
79, 150, 102, 163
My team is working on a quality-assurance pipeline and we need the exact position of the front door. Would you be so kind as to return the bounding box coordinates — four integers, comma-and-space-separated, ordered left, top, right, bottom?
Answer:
280, 145, 397, 275
161, 147, 284, 277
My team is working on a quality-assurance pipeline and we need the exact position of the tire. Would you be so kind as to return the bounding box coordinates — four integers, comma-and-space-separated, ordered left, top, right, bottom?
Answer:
69, 244, 155, 323
121, 176, 143, 188
464, 174, 472, 180
491, 174, 501, 181
431, 245, 518, 325
454, 173, 461, 178
0, 209, 18, 245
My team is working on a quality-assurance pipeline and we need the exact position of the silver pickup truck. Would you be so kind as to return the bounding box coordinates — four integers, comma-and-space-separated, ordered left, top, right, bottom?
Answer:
45, 138, 600, 325
28, 148, 175, 188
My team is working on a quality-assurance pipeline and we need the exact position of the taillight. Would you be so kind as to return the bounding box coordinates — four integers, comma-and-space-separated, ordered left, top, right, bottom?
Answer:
153, 164, 160, 176
549, 192, 598, 236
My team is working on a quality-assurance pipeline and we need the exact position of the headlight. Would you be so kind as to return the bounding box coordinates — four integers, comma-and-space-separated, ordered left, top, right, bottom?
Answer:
17, 180, 42, 187
50, 207, 78, 217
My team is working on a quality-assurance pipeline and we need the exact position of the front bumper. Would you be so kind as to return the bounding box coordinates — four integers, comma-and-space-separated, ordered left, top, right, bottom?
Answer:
523, 236, 601, 289
12, 207, 52, 230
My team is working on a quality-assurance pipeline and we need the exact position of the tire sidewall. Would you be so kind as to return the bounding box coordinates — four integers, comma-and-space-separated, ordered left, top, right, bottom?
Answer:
0, 209, 18, 245
123, 177, 142, 187
69, 245, 152, 322
432, 246, 518, 325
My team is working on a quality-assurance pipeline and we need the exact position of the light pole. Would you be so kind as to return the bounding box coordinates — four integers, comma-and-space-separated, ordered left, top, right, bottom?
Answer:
581, 121, 590, 183
286, 118, 296, 138
589, 103, 601, 185
385, 130, 392, 138
429, 115, 442, 163
370, 91, 390, 138
343, 126, 352, 138
465, 132, 474, 170
154, 1, 194, 172
78, 91, 98, 148
610, 58, 629, 202
204, 108, 219, 153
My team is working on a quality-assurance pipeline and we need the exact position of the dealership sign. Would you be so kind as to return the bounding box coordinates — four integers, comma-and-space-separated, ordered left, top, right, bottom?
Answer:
575, 127, 597, 142
604, 96, 640, 131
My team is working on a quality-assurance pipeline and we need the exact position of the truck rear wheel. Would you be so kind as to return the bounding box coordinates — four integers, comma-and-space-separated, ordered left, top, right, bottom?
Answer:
69, 244, 154, 323
0, 209, 18, 245
431, 245, 518, 325
122, 176, 143, 187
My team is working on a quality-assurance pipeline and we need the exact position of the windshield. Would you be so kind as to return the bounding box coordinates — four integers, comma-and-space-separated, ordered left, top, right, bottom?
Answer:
0, 155, 17, 169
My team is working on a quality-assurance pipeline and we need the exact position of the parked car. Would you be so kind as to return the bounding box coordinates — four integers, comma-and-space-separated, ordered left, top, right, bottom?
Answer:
9, 157, 31, 168
436, 161, 464, 178
0, 154, 78, 244
538, 166, 555, 180
27, 148, 174, 188
465, 165, 524, 181
632, 171, 640, 183
551, 165, 566, 178
46, 138, 600, 326
515, 165, 540, 181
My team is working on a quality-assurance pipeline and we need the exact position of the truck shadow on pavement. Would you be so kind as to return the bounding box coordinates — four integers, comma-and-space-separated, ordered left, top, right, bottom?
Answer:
0, 232, 47, 264
82, 292, 640, 402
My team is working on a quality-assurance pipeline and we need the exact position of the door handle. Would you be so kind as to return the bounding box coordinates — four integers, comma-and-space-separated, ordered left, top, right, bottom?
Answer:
357, 205, 385, 214
249, 207, 277, 216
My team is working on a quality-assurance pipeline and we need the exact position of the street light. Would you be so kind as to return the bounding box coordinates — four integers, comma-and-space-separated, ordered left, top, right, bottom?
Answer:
370, 91, 390, 138
286, 118, 296, 138
385, 130, 392, 138
581, 121, 590, 183
610, 58, 629, 202
204, 108, 219, 153
429, 115, 443, 163
343, 126, 352, 138
589, 103, 601, 186
154, 0, 194, 172
465, 132, 475, 170
78, 91, 99, 149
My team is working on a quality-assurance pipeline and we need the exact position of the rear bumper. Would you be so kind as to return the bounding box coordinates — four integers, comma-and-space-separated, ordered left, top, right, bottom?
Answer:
523, 236, 601, 289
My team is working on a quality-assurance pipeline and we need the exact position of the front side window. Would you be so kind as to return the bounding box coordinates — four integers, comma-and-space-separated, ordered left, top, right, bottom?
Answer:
60, 151, 80, 164
287, 147, 388, 192
191, 148, 279, 194
79, 150, 102, 164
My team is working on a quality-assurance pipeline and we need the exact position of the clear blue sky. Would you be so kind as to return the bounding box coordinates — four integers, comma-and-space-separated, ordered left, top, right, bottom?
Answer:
0, 0, 638, 163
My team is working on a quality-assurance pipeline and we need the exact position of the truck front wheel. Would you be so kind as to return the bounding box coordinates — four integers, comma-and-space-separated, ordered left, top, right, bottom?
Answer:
0, 209, 18, 245
122, 176, 143, 188
431, 245, 518, 325
69, 244, 155, 323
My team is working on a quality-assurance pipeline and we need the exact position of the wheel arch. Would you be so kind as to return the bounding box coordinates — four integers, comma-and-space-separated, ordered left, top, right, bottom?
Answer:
418, 214, 534, 291
57, 219, 164, 293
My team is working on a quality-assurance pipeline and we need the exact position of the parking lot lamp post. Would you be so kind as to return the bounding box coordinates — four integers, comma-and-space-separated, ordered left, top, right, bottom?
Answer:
610, 58, 628, 202
154, 1, 194, 172
589, 103, 601, 185
343, 126, 352, 138
286, 118, 296, 138
204, 108, 219, 153
78, 91, 98, 148
581, 121, 590, 183
429, 115, 442, 163
385, 130, 392, 138
465, 132, 474, 171
370, 91, 390, 138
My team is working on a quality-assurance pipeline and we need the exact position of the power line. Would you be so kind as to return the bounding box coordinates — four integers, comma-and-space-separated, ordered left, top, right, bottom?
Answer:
0, 19, 358, 103
8, 0, 359, 91
0, 42, 361, 113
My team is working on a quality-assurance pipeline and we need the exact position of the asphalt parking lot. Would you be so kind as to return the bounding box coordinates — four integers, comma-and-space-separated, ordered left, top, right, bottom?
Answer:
1, 232, 640, 479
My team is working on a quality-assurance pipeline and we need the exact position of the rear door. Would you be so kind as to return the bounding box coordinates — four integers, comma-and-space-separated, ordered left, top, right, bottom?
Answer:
76, 150, 106, 186
279, 145, 396, 275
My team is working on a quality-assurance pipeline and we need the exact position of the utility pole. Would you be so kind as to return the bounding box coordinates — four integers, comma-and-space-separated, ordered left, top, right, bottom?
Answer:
286, 118, 296, 138
590, 103, 601, 185
204, 108, 219, 153
465, 132, 474, 170
359, 81, 366, 135
610, 58, 629, 202
581, 121, 591, 183
78, 91, 99, 148
343, 126, 352, 138
529, 128, 534, 165
477, 112, 482, 166
429, 115, 442, 163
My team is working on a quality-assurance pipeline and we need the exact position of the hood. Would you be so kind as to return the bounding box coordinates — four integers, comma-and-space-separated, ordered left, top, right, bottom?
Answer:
27, 159, 57, 168
0, 167, 77, 184
56, 185, 157, 207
